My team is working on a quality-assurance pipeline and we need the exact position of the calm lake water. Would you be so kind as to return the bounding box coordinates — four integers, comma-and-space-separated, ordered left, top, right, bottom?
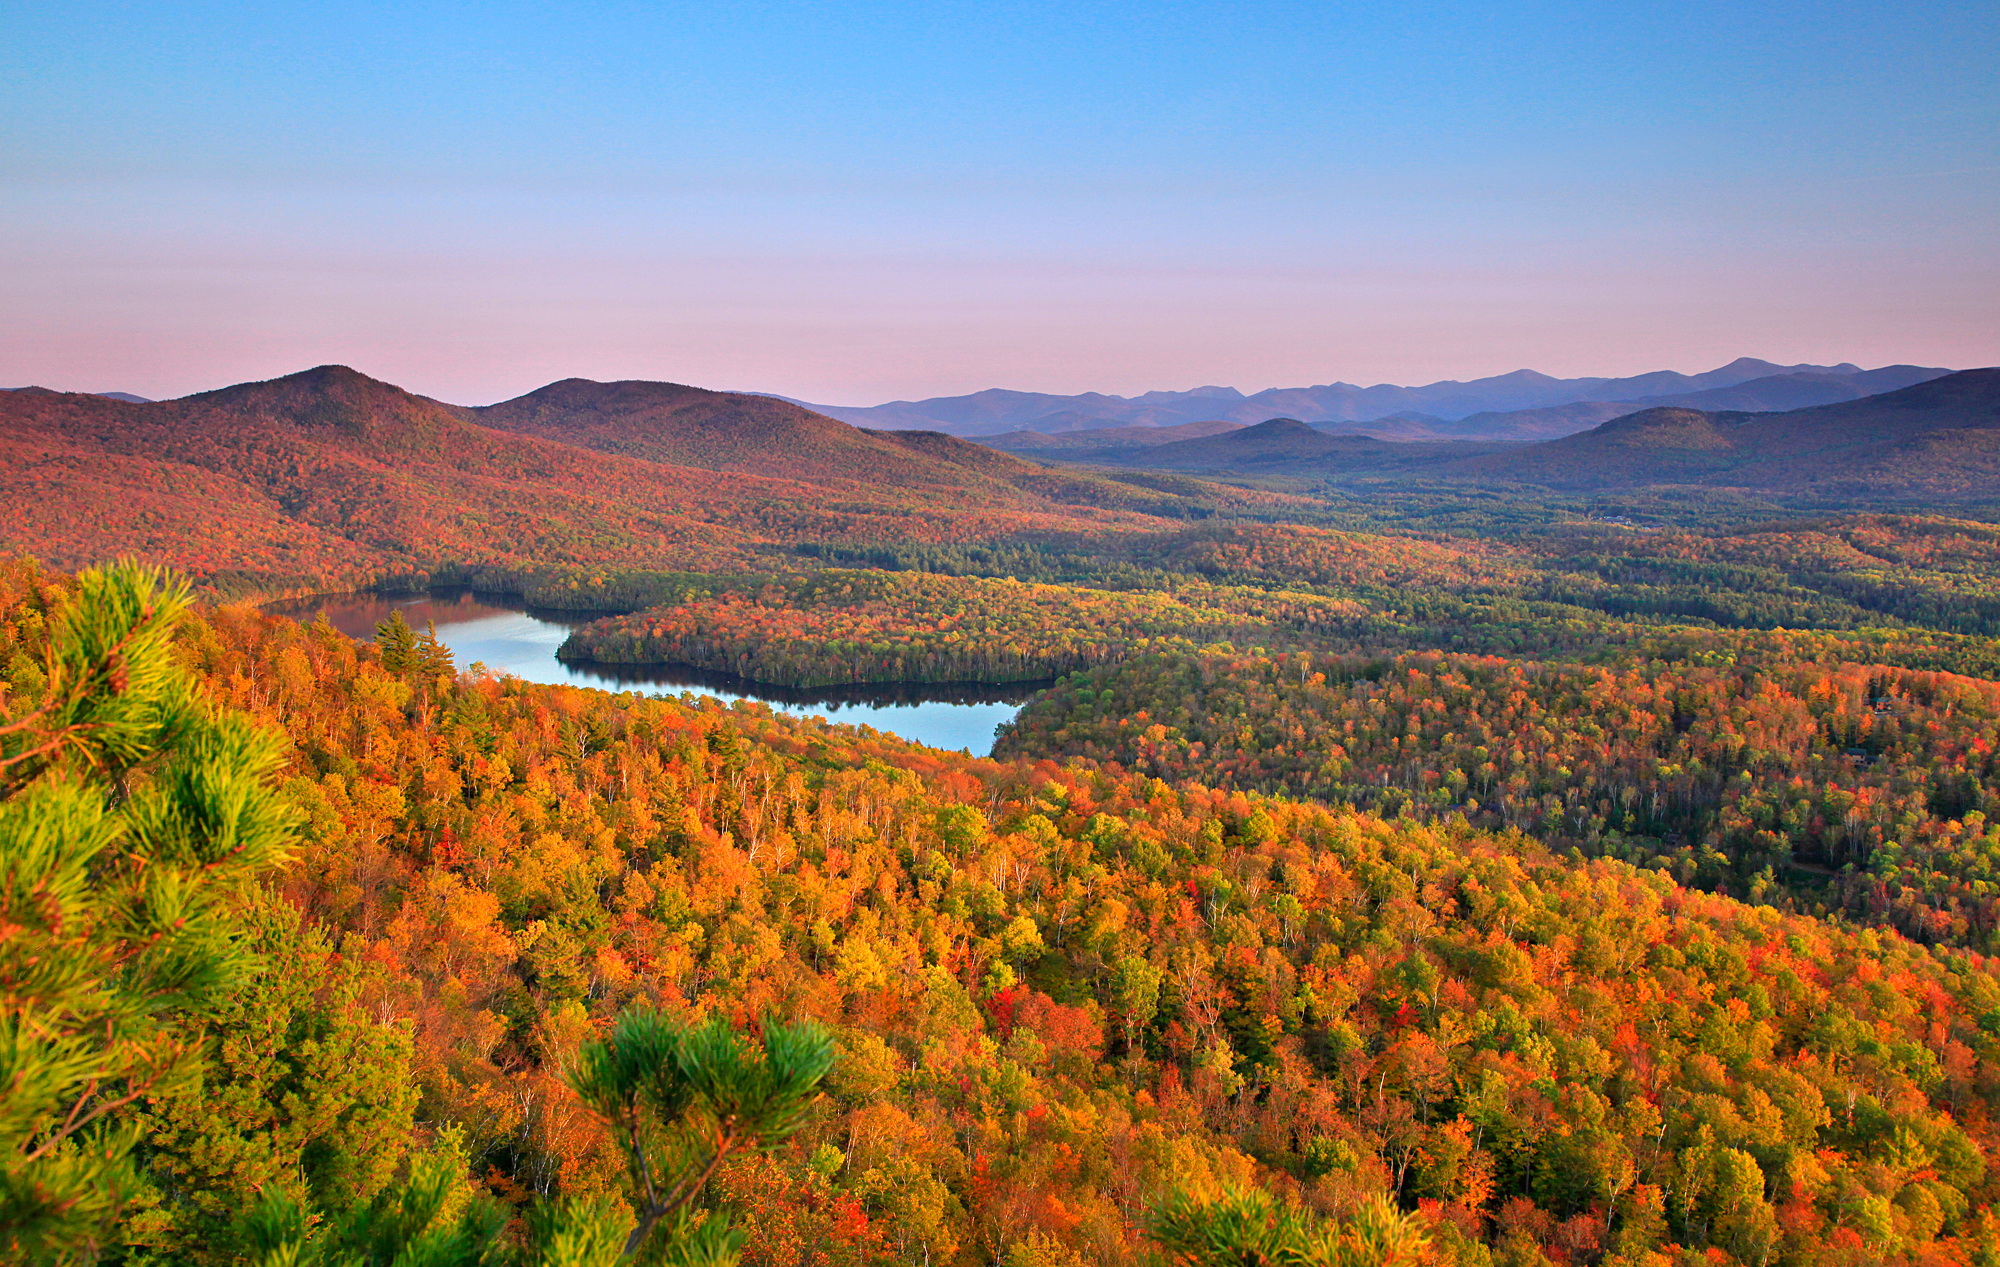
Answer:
261, 591, 1040, 756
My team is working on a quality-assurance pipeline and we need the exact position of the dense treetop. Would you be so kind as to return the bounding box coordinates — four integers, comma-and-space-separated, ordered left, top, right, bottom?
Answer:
12, 563, 2000, 1264
1000, 645, 2000, 950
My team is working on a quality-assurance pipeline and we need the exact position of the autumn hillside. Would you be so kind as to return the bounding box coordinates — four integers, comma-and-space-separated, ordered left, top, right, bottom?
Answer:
17, 563, 2000, 1266
1435, 368, 2000, 496
0, 365, 1275, 595
1007, 369, 2000, 503
179, 362, 490, 459
473, 379, 991, 488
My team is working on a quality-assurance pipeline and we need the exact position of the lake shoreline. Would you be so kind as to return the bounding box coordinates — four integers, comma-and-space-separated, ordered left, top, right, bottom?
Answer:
547, 656, 1056, 709
258, 587, 1040, 754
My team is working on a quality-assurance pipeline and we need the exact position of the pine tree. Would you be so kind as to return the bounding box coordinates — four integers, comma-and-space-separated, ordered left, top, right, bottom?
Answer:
569, 1009, 837, 1261
234, 1011, 837, 1267
413, 620, 456, 681
1146, 1188, 1430, 1267
1, 562, 296, 1261
375, 610, 419, 674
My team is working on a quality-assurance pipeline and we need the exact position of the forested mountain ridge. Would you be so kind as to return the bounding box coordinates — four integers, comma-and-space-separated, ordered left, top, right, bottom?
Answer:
1006, 418, 1504, 475
994, 370, 2000, 501
981, 418, 1250, 457
467, 376, 1088, 494
0, 365, 1288, 597
178, 362, 490, 458
1583, 364, 1951, 418
1434, 369, 2000, 494
3, 384, 153, 402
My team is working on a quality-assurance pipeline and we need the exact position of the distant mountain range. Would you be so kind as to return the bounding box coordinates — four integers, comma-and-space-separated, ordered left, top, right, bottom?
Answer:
1321, 364, 1954, 442
1438, 368, 2000, 496
785, 358, 1953, 440
983, 365, 1957, 459
10, 363, 1996, 597
8, 360, 1950, 446
1004, 368, 2000, 501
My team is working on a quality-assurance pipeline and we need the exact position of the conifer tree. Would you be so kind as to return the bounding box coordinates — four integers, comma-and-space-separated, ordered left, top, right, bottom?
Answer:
125, 894, 422, 1260
234, 1011, 837, 1267
569, 1009, 838, 1262
1, 562, 295, 1261
413, 619, 456, 681
1146, 1189, 1430, 1267
375, 610, 419, 674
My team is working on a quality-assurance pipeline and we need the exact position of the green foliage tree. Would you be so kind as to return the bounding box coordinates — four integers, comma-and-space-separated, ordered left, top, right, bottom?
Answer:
1110, 954, 1163, 1060
568, 1010, 837, 1262
375, 611, 419, 674
227, 1008, 837, 1267
413, 621, 456, 681
1145, 1188, 1429, 1267
124, 894, 422, 1260
0, 562, 295, 1261
229, 1126, 521, 1267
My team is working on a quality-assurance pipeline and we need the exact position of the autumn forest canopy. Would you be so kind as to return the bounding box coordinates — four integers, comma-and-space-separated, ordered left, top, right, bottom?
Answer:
12, 362, 2000, 1266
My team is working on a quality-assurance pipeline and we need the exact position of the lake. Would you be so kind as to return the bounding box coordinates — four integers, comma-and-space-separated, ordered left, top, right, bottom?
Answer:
260, 590, 1042, 756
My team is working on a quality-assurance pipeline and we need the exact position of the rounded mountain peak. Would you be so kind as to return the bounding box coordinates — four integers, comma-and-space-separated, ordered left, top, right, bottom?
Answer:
501, 378, 711, 410
172, 363, 467, 452
1592, 407, 1733, 449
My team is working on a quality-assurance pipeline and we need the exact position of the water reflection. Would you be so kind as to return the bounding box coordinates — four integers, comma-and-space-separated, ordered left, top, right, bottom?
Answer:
260, 590, 1040, 756
569, 661, 1053, 709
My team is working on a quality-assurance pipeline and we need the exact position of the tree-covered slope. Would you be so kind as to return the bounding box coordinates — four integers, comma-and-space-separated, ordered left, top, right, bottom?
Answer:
0, 366, 1234, 596
1438, 369, 2000, 495
12, 562, 2000, 1265
471, 378, 1011, 488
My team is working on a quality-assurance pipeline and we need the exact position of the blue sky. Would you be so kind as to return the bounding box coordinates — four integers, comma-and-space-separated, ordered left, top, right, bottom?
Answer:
4, 0, 1995, 402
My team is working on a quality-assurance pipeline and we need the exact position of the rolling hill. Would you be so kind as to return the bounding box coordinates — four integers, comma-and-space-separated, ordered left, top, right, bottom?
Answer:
1038, 416, 1465, 474
1436, 367, 2000, 496
4, 386, 154, 403
0, 365, 1268, 594
994, 370, 2000, 503
979, 418, 1247, 457
469, 377, 985, 487
977, 416, 1511, 478
1110, 417, 1404, 471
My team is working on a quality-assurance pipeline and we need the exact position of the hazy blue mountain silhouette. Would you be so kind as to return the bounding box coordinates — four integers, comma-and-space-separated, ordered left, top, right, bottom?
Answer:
783, 359, 1949, 437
